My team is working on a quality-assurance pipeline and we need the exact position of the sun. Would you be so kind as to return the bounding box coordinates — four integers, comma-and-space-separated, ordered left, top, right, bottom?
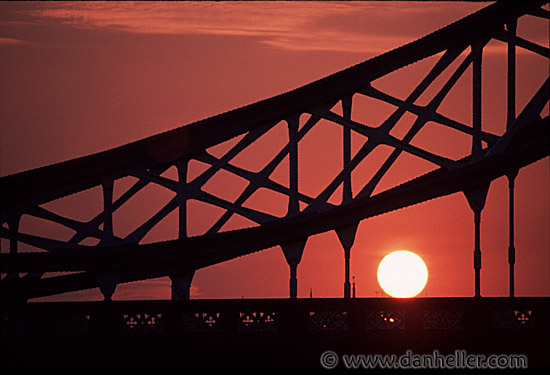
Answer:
377, 250, 428, 298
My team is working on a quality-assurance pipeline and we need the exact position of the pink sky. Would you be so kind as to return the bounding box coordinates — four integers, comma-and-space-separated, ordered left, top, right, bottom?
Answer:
1, 1, 548, 301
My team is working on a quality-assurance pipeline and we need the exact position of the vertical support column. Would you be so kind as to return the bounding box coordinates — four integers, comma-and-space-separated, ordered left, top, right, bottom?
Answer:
289, 265, 298, 298
97, 178, 119, 301
177, 161, 188, 240
507, 171, 517, 297
287, 114, 300, 216
471, 42, 483, 162
343, 246, 351, 298
342, 96, 353, 204
339, 96, 357, 299
96, 272, 120, 302
101, 178, 115, 245
468, 41, 486, 298
171, 273, 194, 300
506, 20, 517, 129
506, 20, 517, 298
282, 240, 307, 299
337, 224, 358, 298
171, 160, 195, 300
473, 209, 482, 297
464, 184, 490, 298
282, 114, 305, 299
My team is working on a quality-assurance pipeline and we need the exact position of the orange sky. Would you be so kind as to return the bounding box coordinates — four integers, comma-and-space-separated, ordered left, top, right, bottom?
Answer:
1, 1, 549, 301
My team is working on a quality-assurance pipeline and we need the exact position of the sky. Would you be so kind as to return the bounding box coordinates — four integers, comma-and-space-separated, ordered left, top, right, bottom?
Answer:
0, 1, 549, 301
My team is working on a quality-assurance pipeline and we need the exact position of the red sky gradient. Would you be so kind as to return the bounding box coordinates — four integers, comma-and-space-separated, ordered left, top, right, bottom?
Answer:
1, 1, 549, 301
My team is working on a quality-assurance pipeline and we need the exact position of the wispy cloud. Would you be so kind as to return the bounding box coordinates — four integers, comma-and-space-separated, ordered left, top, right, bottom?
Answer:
0, 36, 29, 45
17, 1, 485, 54
25, 2, 324, 37
9, 2, 545, 55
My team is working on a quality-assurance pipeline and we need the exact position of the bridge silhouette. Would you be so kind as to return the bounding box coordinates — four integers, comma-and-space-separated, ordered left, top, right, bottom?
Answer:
1, 1, 549, 369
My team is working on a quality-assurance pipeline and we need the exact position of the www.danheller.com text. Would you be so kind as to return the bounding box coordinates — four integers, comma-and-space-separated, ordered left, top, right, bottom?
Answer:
320, 349, 528, 370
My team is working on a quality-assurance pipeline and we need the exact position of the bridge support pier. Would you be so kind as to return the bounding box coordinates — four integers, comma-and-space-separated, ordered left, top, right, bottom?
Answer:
464, 184, 490, 298
282, 240, 307, 299
96, 272, 120, 301
170, 272, 195, 300
336, 223, 358, 298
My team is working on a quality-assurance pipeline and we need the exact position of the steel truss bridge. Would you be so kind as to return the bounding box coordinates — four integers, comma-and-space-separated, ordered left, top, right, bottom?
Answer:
1, 1, 549, 369
1, 1, 549, 303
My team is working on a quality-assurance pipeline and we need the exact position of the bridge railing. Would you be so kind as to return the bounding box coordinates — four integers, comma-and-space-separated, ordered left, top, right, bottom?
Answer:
3, 297, 549, 368
3, 297, 548, 336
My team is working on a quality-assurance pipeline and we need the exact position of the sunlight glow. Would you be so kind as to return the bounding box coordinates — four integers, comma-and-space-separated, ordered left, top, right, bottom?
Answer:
377, 250, 428, 298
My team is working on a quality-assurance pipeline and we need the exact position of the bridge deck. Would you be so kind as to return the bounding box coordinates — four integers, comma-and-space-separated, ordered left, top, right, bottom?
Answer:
2, 297, 549, 368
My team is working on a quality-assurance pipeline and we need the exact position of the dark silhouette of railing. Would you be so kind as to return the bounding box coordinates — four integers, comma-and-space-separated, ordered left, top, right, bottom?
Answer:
2, 298, 549, 368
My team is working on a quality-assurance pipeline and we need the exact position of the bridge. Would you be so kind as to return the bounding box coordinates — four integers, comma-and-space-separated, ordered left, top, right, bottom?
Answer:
1, 1, 549, 369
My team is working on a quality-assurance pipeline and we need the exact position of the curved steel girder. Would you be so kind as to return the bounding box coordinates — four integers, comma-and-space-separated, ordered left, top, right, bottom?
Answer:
0, 1, 545, 220
2, 116, 548, 301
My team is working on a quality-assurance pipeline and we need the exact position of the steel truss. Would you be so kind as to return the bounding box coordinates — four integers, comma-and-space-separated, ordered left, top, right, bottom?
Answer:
1, 1, 549, 302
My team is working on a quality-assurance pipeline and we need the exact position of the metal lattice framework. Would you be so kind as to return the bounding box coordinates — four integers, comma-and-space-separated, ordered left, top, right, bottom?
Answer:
1, 1, 549, 303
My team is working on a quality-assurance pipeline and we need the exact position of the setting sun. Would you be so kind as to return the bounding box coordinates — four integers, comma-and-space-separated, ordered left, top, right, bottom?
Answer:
377, 250, 428, 298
